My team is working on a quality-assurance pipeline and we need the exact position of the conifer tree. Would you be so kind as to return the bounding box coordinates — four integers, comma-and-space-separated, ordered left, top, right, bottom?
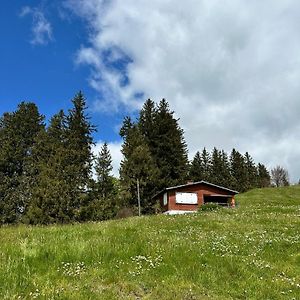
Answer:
139, 99, 157, 151
65, 91, 95, 217
189, 151, 204, 181
119, 124, 159, 213
150, 99, 189, 189
95, 142, 114, 199
230, 148, 247, 192
119, 116, 133, 139
244, 152, 258, 190
0, 103, 44, 223
210, 147, 224, 185
257, 163, 271, 188
84, 142, 117, 221
201, 147, 212, 182
24, 110, 73, 224
219, 150, 233, 187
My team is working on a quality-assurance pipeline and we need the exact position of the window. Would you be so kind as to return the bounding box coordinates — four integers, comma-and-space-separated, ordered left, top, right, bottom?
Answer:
163, 193, 168, 205
175, 192, 198, 204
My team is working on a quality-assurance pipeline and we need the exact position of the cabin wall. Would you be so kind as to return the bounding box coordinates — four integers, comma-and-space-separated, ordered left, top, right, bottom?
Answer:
167, 184, 234, 211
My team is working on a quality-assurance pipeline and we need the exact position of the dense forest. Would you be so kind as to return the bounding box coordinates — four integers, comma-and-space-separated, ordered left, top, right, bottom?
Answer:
0, 92, 272, 224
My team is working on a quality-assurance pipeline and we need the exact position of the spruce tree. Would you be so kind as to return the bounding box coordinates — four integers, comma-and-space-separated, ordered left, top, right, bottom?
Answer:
230, 148, 247, 192
210, 147, 224, 185
201, 147, 212, 182
257, 163, 271, 188
150, 99, 189, 189
119, 124, 159, 213
95, 142, 114, 199
83, 142, 117, 221
219, 150, 233, 187
0, 103, 44, 223
189, 151, 204, 181
65, 91, 95, 218
119, 116, 133, 139
244, 152, 258, 190
24, 110, 73, 224
139, 99, 157, 151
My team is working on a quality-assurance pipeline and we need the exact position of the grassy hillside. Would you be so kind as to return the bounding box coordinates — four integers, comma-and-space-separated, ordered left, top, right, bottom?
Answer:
1, 186, 300, 299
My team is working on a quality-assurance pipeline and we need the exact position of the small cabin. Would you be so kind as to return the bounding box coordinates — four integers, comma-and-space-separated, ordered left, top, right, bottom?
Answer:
153, 181, 238, 215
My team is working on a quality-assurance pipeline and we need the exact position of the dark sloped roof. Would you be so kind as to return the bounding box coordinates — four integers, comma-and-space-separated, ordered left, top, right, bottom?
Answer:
152, 180, 239, 199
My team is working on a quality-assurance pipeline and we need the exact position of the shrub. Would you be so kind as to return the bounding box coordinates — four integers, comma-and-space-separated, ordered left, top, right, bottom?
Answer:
199, 203, 222, 212
115, 207, 136, 219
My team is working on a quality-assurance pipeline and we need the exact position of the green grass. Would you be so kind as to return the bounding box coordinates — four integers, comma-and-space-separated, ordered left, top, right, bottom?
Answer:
1, 186, 300, 299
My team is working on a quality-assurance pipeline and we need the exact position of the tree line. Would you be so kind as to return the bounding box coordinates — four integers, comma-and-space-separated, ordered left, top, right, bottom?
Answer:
0, 93, 284, 224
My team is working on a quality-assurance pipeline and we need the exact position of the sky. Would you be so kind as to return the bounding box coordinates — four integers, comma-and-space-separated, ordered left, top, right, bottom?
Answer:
1, 1, 300, 182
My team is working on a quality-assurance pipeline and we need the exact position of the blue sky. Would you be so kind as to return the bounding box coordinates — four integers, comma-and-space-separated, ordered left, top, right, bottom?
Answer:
1, 1, 300, 181
0, 1, 126, 143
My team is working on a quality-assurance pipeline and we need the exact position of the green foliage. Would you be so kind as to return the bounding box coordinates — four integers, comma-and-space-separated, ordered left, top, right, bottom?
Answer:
0, 102, 45, 223
151, 99, 189, 189
198, 202, 223, 212
120, 125, 159, 213
120, 98, 189, 213
88, 142, 117, 221
0, 186, 299, 299
189, 147, 269, 193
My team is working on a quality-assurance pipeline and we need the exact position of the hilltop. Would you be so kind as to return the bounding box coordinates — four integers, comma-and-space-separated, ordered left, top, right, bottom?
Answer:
0, 186, 299, 299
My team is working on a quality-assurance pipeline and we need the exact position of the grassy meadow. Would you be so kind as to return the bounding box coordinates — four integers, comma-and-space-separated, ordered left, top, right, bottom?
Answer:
0, 186, 300, 299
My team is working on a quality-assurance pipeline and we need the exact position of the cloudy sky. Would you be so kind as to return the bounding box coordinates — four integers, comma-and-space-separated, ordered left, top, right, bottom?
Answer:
1, 1, 300, 182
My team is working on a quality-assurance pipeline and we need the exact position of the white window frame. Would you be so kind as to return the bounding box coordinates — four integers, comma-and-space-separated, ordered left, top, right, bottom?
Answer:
163, 192, 168, 206
175, 192, 198, 204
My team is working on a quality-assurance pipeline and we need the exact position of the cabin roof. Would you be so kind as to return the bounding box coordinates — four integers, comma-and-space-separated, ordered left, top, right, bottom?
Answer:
152, 180, 239, 199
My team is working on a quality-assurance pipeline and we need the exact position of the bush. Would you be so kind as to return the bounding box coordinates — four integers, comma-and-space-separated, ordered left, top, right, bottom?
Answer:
115, 207, 136, 219
199, 203, 222, 212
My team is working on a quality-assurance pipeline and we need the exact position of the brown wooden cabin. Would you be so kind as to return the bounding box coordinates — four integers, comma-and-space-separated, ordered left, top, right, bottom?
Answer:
153, 181, 238, 215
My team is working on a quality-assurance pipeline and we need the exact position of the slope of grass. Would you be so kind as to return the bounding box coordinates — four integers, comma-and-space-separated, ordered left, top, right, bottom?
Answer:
1, 186, 300, 299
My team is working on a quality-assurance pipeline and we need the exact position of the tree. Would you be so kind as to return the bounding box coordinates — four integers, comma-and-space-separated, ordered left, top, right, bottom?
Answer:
150, 99, 189, 189
189, 151, 204, 181
119, 116, 133, 139
257, 163, 271, 188
139, 99, 157, 152
271, 166, 289, 187
65, 91, 96, 219
244, 152, 258, 190
24, 110, 74, 224
201, 148, 212, 182
119, 124, 159, 213
0, 102, 45, 223
210, 148, 224, 185
230, 148, 247, 192
81, 142, 117, 221
95, 142, 114, 198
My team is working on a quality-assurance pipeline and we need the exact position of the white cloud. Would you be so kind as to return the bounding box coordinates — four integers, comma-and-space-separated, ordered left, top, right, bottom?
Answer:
66, 0, 300, 182
20, 6, 53, 45
93, 140, 123, 177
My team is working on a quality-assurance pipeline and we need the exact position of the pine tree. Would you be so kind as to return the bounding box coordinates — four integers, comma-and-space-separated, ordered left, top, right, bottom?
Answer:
189, 151, 204, 181
230, 148, 247, 192
119, 124, 159, 213
24, 110, 73, 224
219, 150, 233, 187
0, 103, 44, 223
95, 142, 114, 198
257, 163, 271, 188
139, 99, 157, 151
244, 152, 258, 190
65, 91, 96, 218
150, 99, 189, 189
201, 147, 212, 182
83, 142, 117, 221
210, 147, 224, 185
119, 116, 133, 139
